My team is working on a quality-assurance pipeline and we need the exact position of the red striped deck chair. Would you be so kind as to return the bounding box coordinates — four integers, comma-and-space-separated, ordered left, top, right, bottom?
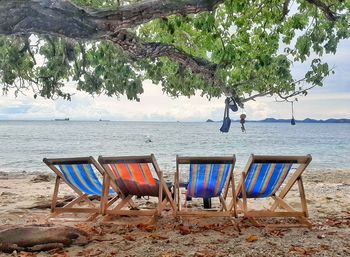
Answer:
175, 156, 237, 219
98, 154, 176, 222
230, 154, 312, 228
43, 157, 119, 221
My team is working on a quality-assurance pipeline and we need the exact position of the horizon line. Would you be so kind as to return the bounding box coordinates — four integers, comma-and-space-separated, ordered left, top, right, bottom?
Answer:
0, 117, 350, 122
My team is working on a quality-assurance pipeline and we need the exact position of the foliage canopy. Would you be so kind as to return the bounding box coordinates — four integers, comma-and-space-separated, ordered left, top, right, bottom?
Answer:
0, 0, 349, 105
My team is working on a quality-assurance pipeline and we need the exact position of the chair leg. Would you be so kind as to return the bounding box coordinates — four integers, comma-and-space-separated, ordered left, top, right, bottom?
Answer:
241, 172, 248, 215
298, 177, 309, 218
272, 195, 312, 228
219, 196, 228, 211
101, 174, 110, 215
51, 176, 60, 213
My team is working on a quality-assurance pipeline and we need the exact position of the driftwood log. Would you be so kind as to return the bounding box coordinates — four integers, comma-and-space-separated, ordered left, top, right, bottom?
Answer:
0, 225, 89, 253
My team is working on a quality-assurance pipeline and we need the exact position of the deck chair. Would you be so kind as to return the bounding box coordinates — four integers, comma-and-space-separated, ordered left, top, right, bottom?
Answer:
230, 154, 312, 228
98, 154, 176, 222
175, 155, 237, 218
43, 157, 119, 221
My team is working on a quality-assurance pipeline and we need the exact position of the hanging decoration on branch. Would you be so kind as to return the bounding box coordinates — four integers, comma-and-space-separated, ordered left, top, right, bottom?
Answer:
291, 101, 296, 126
220, 97, 241, 133
219, 98, 232, 133
240, 113, 247, 132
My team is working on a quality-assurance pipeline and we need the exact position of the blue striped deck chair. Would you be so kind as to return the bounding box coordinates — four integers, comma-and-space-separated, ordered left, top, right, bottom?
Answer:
43, 156, 118, 221
175, 156, 237, 219
232, 154, 312, 228
98, 154, 176, 223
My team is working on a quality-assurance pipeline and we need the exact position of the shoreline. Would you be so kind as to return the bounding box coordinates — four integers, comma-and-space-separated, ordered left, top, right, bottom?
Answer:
0, 169, 350, 256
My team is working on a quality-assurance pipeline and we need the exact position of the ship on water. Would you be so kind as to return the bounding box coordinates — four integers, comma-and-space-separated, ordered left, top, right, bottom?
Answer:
54, 118, 69, 121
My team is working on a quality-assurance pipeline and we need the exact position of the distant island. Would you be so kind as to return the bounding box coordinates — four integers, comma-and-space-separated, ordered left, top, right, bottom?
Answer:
206, 118, 350, 123
258, 118, 350, 123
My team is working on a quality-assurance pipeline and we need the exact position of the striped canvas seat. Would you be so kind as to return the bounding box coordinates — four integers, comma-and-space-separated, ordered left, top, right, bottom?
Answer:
175, 156, 238, 222
43, 156, 119, 222
187, 163, 232, 198
107, 162, 158, 197
232, 155, 312, 228
98, 155, 176, 220
239, 163, 292, 198
58, 163, 114, 196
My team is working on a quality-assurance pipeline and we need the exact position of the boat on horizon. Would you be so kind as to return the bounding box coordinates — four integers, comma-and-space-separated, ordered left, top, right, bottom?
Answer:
54, 118, 69, 121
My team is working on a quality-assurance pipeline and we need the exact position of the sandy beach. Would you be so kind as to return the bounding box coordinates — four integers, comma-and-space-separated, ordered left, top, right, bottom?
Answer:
0, 169, 350, 257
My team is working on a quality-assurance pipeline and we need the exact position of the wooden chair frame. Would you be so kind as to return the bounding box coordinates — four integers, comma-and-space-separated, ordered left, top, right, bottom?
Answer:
98, 154, 176, 222
43, 156, 119, 222
229, 154, 312, 228
175, 155, 237, 218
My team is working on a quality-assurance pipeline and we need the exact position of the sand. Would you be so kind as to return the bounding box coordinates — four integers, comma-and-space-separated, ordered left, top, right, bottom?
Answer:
0, 170, 350, 257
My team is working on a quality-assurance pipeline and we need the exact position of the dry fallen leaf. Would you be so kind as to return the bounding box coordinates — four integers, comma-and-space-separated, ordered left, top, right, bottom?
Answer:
48, 248, 70, 257
18, 252, 37, 257
89, 249, 104, 256
289, 246, 319, 256
52, 252, 70, 257
269, 229, 286, 237
147, 233, 169, 240
246, 235, 258, 242
75, 224, 103, 236
123, 234, 136, 241
76, 248, 105, 257
177, 225, 191, 235
137, 223, 157, 232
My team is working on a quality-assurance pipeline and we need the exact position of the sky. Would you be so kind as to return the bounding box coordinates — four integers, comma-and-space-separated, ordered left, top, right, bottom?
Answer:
0, 41, 349, 122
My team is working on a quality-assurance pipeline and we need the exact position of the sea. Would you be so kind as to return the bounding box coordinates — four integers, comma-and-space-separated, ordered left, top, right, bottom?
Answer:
0, 120, 349, 174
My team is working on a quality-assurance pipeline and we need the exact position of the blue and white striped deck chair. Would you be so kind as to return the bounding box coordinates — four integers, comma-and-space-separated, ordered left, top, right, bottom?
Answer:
175, 155, 237, 219
43, 156, 118, 221
231, 154, 312, 228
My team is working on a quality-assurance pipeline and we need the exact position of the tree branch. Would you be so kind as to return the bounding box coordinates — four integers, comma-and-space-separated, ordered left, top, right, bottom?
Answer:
305, 0, 339, 21
0, 0, 102, 38
282, 0, 291, 19
241, 91, 273, 103
0, 0, 224, 37
92, 0, 224, 31
107, 30, 237, 98
0, 0, 232, 96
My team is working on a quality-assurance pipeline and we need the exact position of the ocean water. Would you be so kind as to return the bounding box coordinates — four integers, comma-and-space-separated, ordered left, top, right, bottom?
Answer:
0, 121, 349, 173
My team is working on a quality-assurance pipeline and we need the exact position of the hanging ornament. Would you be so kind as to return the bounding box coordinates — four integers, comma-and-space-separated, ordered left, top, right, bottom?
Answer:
291, 101, 296, 126
219, 98, 231, 133
240, 113, 246, 132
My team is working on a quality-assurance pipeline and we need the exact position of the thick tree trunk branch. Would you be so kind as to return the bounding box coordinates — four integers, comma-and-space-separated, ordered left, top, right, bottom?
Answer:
109, 31, 217, 79
0, 0, 224, 37
92, 0, 224, 31
108, 30, 235, 97
0, 0, 101, 38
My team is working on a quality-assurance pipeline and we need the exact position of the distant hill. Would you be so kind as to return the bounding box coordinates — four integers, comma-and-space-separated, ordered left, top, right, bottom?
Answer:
206, 118, 350, 123
259, 118, 350, 123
